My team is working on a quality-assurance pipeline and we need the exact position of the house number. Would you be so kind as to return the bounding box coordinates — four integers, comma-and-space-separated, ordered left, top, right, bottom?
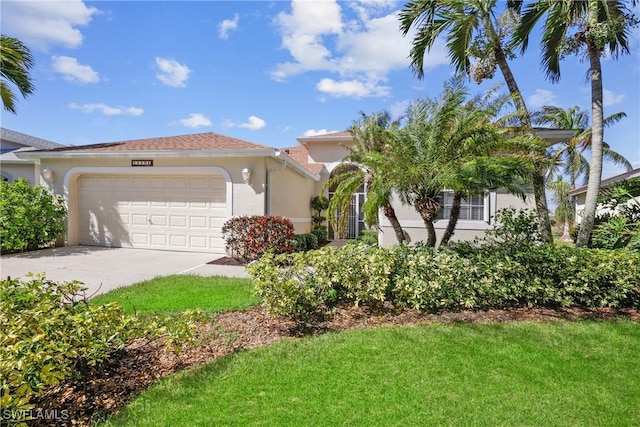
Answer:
131, 160, 153, 167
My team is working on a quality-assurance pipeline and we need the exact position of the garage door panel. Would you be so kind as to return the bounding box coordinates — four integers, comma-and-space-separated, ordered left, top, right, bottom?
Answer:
79, 174, 227, 253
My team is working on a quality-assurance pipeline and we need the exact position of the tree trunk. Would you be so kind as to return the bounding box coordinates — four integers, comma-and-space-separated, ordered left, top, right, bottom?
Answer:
439, 192, 462, 247
576, 42, 604, 247
383, 202, 406, 244
560, 219, 571, 242
415, 208, 437, 247
489, 19, 554, 244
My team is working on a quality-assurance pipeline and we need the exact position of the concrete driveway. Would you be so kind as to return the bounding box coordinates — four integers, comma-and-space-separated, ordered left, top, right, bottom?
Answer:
1, 246, 249, 297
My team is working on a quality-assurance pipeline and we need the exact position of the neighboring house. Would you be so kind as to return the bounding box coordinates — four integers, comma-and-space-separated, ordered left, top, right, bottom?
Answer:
0, 128, 66, 184
568, 167, 640, 224
17, 129, 573, 253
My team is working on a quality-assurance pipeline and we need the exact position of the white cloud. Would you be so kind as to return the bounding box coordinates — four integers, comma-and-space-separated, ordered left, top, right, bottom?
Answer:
527, 89, 558, 109
271, 1, 448, 99
0, 1, 99, 50
317, 78, 390, 98
603, 89, 625, 106
69, 103, 143, 116
389, 99, 411, 120
303, 129, 340, 137
179, 113, 212, 128
219, 13, 239, 39
224, 115, 267, 130
51, 56, 99, 84
155, 57, 191, 88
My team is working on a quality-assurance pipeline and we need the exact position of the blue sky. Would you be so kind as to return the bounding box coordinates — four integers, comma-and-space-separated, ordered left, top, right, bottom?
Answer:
1, 0, 639, 179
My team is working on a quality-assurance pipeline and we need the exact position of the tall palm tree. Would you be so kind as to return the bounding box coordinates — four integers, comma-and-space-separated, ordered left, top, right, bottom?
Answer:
1, 35, 35, 114
534, 105, 631, 189
512, 0, 638, 246
399, 0, 556, 244
325, 111, 407, 243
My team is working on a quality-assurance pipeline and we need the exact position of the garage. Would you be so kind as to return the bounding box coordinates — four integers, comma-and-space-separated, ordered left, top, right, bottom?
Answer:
78, 174, 227, 253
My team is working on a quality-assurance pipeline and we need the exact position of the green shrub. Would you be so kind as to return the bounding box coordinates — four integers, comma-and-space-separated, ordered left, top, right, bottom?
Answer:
311, 225, 328, 243
0, 178, 67, 253
249, 243, 640, 318
483, 208, 542, 247
0, 275, 199, 423
353, 229, 378, 246
294, 233, 319, 252
222, 215, 296, 261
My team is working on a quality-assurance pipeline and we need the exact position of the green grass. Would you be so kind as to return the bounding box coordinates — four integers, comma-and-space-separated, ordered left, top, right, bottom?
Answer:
104, 321, 640, 426
91, 275, 259, 315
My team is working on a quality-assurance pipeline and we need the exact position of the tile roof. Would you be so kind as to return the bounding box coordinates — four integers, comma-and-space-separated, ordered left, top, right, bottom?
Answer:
282, 146, 325, 175
33, 132, 271, 153
568, 167, 640, 196
1, 128, 65, 149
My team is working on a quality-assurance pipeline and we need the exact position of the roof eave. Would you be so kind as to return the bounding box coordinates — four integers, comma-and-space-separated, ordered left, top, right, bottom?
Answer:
275, 151, 320, 181
15, 148, 276, 160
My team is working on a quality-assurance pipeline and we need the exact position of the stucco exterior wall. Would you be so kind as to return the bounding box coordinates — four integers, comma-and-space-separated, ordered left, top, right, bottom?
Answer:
379, 189, 534, 247
268, 159, 315, 233
39, 156, 269, 246
305, 141, 352, 165
0, 163, 37, 184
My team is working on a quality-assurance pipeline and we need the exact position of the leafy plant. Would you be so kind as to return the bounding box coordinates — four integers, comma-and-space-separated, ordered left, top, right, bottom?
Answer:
294, 233, 319, 252
0, 178, 67, 253
0, 275, 199, 424
311, 225, 328, 244
483, 208, 543, 247
591, 179, 640, 251
222, 215, 296, 261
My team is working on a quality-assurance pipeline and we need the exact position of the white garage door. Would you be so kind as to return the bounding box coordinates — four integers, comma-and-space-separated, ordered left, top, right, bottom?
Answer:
78, 174, 227, 253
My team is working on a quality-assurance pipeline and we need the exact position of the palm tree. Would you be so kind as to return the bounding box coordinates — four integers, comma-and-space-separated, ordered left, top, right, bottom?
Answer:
1, 35, 35, 114
438, 86, 539, 246
512, 0, 638, 246
547, 175, 574, 241
325, 111, 407, 243
399, 0, 556, 244
391, 79, 540, 247
534, 105, 631, 189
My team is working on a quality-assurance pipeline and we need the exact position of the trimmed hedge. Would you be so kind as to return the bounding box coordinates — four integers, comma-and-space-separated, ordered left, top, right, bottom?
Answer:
222, 215, 296, 261
249, 243, 640, 318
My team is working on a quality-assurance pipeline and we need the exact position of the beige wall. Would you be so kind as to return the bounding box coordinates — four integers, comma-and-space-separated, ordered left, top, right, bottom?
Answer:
0, 162, 37, 184
41, 156, 269, 246
268, 158, 315, 233
305, 141, 352, 165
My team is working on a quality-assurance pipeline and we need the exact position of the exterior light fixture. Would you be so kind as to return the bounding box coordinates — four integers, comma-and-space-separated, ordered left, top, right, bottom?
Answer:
42, 168, 55, 183
242, 167, 251, 184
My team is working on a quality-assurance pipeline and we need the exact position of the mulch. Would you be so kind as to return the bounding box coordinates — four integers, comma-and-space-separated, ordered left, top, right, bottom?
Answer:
30, 304, 640, 426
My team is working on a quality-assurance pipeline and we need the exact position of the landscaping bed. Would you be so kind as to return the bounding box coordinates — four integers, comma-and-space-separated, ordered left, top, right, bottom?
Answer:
31, 304, 640, 426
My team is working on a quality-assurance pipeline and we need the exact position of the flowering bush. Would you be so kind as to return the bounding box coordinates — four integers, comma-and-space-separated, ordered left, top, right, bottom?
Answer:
222, 215, 296, 261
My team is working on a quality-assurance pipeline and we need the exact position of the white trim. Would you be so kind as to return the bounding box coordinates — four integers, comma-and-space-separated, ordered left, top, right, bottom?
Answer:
17, 148, 275, 160
63, 166, 233, 218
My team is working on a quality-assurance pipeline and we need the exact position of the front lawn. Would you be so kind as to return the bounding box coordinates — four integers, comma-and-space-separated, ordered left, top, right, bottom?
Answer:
104, 320, 640, 426
90, 275, 259, 314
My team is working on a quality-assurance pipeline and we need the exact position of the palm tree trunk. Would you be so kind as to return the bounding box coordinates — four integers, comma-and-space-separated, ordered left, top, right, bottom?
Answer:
439, 192, 462, 247
383, 202, 406, 244
415, 208, 437, 247
576, 42, 604, 247
560, 219, 571, 242
491, 32, 554, 244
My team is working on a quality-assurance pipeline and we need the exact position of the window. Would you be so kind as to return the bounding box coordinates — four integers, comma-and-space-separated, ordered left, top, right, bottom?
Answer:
436, 191, 486, 221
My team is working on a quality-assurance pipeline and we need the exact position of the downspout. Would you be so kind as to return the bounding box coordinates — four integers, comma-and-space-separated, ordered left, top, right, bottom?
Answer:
266, 149, 286, 215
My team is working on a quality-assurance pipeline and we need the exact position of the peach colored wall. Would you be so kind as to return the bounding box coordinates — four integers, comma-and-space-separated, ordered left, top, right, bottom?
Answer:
268, 158, 315, 233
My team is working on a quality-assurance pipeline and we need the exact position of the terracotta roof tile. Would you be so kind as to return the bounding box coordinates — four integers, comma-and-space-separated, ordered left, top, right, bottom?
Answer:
283, 145, 325, 175
36, 132, 271, 153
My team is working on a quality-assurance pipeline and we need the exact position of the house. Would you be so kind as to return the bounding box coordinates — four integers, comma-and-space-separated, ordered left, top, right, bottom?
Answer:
568, 167, 640, 224
0, 128, 66, 184
16, 129, 573, 253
